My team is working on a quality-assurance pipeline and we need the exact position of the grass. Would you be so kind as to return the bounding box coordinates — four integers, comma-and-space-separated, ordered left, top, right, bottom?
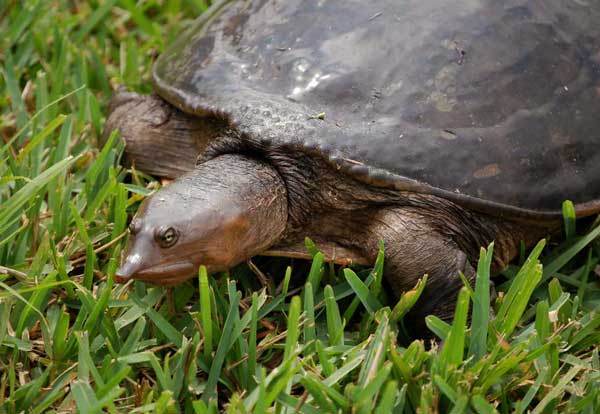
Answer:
2, 1, 600, 413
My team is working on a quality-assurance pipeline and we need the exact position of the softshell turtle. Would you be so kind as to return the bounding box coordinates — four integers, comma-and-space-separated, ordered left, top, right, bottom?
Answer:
104, 0, 600, 322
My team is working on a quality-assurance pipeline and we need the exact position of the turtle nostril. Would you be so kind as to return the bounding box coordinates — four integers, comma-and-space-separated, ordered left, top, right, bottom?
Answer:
114, 254, 143, 283
114, 271, 131, 284
114, 265, 135, 283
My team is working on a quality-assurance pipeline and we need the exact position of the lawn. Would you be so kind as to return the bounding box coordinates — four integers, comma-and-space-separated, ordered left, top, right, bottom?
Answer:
2, 1, 600, 413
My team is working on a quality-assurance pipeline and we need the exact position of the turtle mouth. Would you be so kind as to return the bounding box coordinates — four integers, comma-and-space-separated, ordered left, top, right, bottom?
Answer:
114, 261, 196, 285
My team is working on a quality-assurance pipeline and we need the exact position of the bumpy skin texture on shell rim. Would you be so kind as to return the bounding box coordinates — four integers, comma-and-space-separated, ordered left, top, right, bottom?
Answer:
153, 0, 600, 219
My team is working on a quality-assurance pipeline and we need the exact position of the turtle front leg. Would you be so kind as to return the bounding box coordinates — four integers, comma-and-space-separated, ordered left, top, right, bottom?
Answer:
103, 90, 223, 179
368, 208, 477, 324
360, 205, 545, 333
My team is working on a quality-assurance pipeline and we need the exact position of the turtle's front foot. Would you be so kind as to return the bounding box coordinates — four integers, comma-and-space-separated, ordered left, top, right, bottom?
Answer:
102, 88, 221, 179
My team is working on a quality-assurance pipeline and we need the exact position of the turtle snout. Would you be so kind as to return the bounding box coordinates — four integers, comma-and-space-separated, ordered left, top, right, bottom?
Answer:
114, 251, 144, 283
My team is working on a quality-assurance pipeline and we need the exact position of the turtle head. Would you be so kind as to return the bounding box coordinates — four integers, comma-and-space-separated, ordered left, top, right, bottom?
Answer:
115, 154, 288, 285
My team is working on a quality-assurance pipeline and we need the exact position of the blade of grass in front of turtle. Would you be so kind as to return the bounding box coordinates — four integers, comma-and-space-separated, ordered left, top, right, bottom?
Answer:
315, 339, 335, 378
281, 266, 292, 296
439, 287, 469, 369
374, 380, 398, 414
562, 200, 576, 240
247, 292, 259, 389
531, 365, 582, 414
29, 367, 75, 414
495, 239, 545, 336
71, 379, 101, 414
76, 331, 103, 387
203, 279, 240, 403
119, 318, 147, 357
425, 315, 451, 341
541, 224, 600, 284
198, 265, 213, 358
448, 394, 469, 414
324, 285, 344, 346
576, 248, 593, 305
352, 361, 392, 406
468, 243, 493, 361
129, 292, 183, 348
433, 374, 458, 404
304, 237, 320, 257
50, 306, 70, 361
283, 296, 301, 361
276, 393, 321, 414
83, 172, 116, 222
111, 183, 128, 240
369, 240, 385, 297
390, 274, 428, 322
303, 282, 316, 351
343, 268, 383, 315
357, 310, 389, 386
300, 374, 348, 411
470, 395, 498, 414
343, 242, 385, 322
306, 252, 324, 290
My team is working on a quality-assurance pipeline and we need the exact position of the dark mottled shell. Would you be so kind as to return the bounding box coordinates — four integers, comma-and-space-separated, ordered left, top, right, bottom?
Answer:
153, 0, 600, 218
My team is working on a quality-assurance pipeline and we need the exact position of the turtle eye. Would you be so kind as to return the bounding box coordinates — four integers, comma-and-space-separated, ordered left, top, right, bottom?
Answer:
156, 227, 178, 248
129, 218, 142, 235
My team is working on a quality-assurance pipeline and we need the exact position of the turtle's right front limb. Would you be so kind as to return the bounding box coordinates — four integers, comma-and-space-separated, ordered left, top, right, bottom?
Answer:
367, 207, 477, 325
103, 90, 223, 179
359, 204, 544, 334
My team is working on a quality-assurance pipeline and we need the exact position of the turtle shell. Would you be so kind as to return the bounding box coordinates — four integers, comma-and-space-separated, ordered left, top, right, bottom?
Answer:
153, 0, 600, 219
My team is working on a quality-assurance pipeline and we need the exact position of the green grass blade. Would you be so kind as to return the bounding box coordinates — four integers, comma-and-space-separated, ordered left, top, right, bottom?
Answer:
440, 287, 470, 369
198, 265, 213, 358
0, 156, 76, 229
203, 280, 240, 402
324, 285, 344, 346
344, 268, 383, 314
468, 244, 493, 360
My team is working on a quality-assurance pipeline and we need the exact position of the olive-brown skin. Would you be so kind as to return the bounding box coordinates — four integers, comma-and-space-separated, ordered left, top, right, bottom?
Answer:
105, 0, 600, 327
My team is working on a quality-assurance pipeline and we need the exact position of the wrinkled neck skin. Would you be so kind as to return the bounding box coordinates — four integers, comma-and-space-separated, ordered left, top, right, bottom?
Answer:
186, 132, 554, 276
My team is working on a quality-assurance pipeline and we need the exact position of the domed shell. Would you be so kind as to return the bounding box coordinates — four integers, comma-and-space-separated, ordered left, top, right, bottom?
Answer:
153, 0, 600, 218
